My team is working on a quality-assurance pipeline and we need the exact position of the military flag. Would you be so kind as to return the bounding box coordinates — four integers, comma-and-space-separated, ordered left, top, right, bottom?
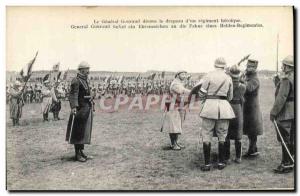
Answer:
19, 51, 38, 82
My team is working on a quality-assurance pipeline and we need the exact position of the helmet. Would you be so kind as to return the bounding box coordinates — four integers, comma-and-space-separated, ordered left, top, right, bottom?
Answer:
282, 55, 294, 67
229, 64, 241, 78
14, 80, 22, 87
214, 57, 226, 68
175, 70, 187, 78
78, 61, 90, 70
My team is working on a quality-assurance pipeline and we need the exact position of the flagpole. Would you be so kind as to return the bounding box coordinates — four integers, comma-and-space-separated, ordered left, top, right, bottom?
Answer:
276, 33, 279, 73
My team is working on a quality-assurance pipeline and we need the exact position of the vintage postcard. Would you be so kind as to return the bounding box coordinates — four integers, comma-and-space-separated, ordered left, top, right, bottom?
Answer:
6, 6, 294, 190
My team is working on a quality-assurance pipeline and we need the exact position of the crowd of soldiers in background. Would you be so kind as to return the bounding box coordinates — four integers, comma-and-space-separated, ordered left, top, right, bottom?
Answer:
6, 74, 199, 104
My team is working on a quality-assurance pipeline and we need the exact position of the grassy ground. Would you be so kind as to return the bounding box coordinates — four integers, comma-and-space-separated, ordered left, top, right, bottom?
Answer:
6, 78, 294, 190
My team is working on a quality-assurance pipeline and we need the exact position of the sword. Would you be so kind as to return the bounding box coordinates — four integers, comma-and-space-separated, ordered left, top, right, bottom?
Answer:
273, 120, 294, 163
160, 110, 167, 132
68, 113, 75, 143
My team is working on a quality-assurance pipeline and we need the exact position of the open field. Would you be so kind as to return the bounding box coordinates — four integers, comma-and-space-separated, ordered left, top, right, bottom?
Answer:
6, 78, 294, 190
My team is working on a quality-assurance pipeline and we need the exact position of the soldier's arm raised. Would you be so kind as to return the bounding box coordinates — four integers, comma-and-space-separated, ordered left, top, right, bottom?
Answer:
69, 79, 79, 109
270, 79, 290, 117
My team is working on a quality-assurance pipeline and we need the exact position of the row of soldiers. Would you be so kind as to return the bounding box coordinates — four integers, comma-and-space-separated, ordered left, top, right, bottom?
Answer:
8, 78, 65, 125
168, 56, 294, 174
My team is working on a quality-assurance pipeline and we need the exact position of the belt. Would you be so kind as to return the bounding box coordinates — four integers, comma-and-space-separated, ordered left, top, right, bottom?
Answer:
230, 99, 242, 105
206, 95, 227, 100
287, 97, 294, 102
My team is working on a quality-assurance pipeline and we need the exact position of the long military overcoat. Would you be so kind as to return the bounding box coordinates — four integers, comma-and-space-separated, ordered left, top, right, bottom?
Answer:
243, 72, 264, 136
9, 87, 23, 119
66, 74, 93, 144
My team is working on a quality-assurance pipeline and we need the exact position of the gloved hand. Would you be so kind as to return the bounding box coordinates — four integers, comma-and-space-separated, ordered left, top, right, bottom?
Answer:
270, 113, 276, 121
272, 74, 280, 86
71, 108, 77, 115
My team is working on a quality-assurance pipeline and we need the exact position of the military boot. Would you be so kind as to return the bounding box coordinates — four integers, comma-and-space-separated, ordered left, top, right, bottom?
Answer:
234, 140, 242, 163
175, 134, 185, 149
15, 119, 20, 126
74, 145, 86, 162
169, 134, 180, 150
201, 143, 211, 171
274, 145, 293, 174
43, 113, 48, 121
224, 139, 231, 163
12, 119, 16, 126
218, 142, 226, 170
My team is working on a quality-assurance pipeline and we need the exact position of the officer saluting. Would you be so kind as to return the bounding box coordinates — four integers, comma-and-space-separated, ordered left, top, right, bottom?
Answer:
270, 55, 294, 173
198, 57, 235, 171
66, 61, 94, 162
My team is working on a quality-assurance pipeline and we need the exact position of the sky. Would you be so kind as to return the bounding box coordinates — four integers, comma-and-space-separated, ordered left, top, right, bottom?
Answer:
6, 6, 293, 73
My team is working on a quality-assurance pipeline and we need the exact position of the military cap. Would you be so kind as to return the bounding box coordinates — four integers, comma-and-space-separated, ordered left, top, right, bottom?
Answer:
246, 59, 258, 69
214, 57, 226, 68
78, 61, 90, 70
175, 70, 187, 78
229, 64, 241, 78
282, 55, 294, 67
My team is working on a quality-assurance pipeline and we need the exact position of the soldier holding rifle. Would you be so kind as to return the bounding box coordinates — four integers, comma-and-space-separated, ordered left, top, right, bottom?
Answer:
66, 61, 94, 162
270, 55, 294, 174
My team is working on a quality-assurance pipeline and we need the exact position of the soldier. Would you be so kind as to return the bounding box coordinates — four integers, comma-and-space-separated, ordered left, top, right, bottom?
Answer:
66, 61, 93, 162
224, 65, 246, 164
41, 76, 53, 121
165, 71, 191, 150
198, 57, 235, 171
241, 59, 264, 158
270, 55, 294, 173
9, 81, 24, 126
50, 80, 62, 121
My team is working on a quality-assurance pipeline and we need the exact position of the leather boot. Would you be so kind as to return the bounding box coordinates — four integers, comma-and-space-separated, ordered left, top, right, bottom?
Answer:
43, 113, 48, 121
274, 144, 293, 174
224, 138, 230, 162
74, 145, 86, 162
234, 140, 242, 163
175, 134, 185, 148
169, 134, 180, 150
201, 143, 211, 171
15, 119, 20, 125
218, 142, 226, 170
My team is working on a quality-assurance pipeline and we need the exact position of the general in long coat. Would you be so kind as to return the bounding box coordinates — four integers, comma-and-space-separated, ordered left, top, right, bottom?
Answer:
243, 72, 264, 136
66, 73, 93, 144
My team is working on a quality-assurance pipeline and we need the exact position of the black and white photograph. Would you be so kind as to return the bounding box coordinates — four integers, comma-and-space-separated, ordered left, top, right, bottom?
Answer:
5, 6, 295, 190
